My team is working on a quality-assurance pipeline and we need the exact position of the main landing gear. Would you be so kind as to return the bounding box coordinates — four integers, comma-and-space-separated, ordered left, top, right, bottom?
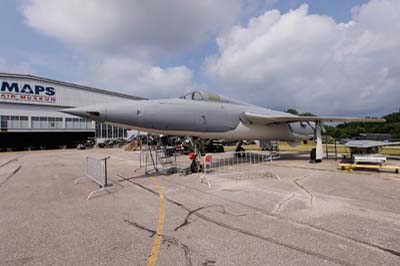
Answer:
310, 121, 323, 163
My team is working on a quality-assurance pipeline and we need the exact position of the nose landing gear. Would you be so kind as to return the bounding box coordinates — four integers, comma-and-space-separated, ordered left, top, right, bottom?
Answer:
187, 137, 203, 173
235, 141, 245, 158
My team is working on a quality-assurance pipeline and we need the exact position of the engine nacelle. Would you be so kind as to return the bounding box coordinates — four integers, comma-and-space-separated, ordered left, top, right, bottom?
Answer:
288, 122, 315, 140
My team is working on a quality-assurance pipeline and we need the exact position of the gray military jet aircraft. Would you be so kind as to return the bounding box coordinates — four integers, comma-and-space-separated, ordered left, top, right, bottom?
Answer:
62, 91, 385, 161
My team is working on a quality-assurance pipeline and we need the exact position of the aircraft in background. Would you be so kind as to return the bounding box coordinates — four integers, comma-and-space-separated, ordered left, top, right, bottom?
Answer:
62, 91, 385, 161
344, 140, 400, 164
345, 140, 400, 150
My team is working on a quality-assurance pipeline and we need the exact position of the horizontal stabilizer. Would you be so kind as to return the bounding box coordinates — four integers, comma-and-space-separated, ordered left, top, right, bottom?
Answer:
244, 112, 385, 125
345, 140, 400, 148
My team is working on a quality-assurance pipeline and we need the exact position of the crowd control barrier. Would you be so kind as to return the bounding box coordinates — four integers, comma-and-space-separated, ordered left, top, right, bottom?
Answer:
201, 151, 280, 188
75, 156, 113, 199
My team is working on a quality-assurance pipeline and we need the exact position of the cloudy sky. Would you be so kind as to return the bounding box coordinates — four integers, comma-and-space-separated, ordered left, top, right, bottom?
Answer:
0, 0, 399, 116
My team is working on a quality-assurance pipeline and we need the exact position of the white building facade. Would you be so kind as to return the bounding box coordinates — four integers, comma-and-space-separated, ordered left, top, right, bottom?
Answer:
0, 73, 144, 150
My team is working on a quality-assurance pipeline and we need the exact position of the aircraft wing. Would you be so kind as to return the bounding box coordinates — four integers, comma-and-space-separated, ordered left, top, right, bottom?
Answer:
244, 112, 386, 125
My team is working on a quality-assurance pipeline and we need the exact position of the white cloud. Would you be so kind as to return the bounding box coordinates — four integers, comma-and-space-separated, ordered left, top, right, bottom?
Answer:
86, 57, 194, 99
21, 0, 251, 57
20, 0, 275, 98
205, 0, 400, 115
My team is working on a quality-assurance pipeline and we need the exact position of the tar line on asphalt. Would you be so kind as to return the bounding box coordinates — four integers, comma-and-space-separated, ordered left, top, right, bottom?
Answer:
148, 177, 165, 266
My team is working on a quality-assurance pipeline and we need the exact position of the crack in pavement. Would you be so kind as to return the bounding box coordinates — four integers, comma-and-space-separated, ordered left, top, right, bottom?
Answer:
292, 172, 319, 208
187, 204, 357, 266
4, 256, 34, 265
201, 259, 216, 266
119, 176, 363, 266
124, 219, 203, 266
0, 163, 22, 189
272, 193, 297, 215
0, 157, 19, 168
158, 175, 400, 259
174, 204, 248, 232
124, 219, 156, 237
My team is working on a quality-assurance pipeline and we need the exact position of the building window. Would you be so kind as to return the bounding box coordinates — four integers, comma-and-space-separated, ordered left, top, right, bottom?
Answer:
95, 122, 101, 138
0, 116, 29, 129
101, 123, 107, 138
1, 116, 9, 129
20, 116, 29, 128
31, 116, 63, 129
107, 125, 112, 138
10, 116, 19, 128
83, 119, 93, 129
66, 117, 94, 129
56, 117, 63, 128
80, 118, 85, 129
93, 122, 127, 139
66, 118, 73, 128
48, 117, 56, 128
0, 115, 103, 131
40, 117, 48, 128
32, 117, 40, 128
72, 118, 79, 129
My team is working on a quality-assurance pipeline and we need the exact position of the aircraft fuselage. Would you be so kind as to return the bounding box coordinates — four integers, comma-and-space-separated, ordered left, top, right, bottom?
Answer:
64, 98, 315, 142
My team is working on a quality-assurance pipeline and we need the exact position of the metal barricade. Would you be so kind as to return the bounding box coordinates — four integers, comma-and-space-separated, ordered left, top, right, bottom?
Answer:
75, 156, 113, 199
201, 151, 280, 188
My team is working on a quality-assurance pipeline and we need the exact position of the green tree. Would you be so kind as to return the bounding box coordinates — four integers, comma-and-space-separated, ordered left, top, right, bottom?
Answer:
300, 112, 316, 117
286, 108, 299, 115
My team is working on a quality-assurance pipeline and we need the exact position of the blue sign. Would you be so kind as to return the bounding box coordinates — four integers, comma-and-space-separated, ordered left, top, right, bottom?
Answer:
0, 81, 56, 103
1, 81, 55, 96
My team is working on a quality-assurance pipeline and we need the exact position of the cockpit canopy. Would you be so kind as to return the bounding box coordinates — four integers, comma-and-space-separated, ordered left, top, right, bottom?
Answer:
179, 91, 220, 101
179, 91, 247, 105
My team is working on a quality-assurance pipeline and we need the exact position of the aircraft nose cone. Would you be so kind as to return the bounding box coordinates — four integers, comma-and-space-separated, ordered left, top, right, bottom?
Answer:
60, 107, 87, 117
61, 106, 105, 120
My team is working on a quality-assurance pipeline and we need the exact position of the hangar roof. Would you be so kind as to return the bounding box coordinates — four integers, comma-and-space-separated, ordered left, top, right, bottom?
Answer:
0, 72, 146, 101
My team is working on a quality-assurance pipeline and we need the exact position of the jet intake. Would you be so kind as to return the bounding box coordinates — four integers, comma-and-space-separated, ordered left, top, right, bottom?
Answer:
87, 111, 100, 117
288, 122, 314, 140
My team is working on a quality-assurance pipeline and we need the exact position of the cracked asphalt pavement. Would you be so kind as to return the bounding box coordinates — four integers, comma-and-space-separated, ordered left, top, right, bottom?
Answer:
0, 149, 400, 266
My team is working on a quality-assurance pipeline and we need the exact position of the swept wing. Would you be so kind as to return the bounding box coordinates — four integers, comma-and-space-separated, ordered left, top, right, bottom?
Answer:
244, 112, 385, 125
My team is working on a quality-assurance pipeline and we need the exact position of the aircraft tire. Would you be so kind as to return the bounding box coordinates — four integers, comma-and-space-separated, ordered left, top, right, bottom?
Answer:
310, 148, 316, 161
235, 147, 245, 158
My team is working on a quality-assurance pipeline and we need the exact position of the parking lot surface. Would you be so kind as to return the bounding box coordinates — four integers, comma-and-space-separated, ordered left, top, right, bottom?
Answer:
1, 149, 400, 266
